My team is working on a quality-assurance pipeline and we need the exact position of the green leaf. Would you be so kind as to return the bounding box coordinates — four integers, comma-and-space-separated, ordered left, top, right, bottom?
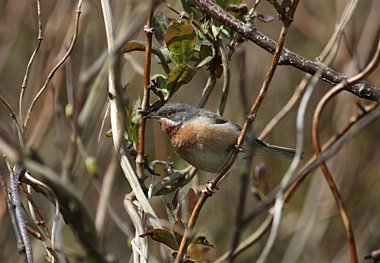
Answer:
124, 98, 141, 148
140, 228, 179, 250
188, 235, 215, 251
165, 21, 196, 65
105, 129, 112, 137
214, 0, 243, 36
152, 73, 167, 87
120, 40, 170, 74
65, 103, 73, 118
195, 43, 213, 69
181, 0, 202, 20
85, 156, 98, 177
151, 74, 169, 98
166, 64, 195, 94
215, 0, 242, 10
196, 55, 213, 69
120, 40, 146, 53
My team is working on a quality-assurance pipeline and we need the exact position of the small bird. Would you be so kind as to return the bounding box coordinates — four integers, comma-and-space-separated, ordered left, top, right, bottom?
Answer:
146, 102, 296, 173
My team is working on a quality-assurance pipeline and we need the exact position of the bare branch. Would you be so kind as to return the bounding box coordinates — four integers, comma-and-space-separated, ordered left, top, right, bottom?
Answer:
192, 0, 380, 101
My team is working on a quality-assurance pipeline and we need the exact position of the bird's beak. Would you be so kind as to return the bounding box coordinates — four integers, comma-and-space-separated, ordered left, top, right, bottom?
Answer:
143, 112, 160, 119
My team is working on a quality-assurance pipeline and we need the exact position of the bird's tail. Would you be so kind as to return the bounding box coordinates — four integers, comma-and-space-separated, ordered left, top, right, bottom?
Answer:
253, 138, 297, 159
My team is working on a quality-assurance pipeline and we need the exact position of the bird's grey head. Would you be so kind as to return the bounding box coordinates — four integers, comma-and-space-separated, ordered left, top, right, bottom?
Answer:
150, 102, 198, 127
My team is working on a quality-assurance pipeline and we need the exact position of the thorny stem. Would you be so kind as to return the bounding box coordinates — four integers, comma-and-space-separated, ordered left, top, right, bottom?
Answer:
311, 38, 380, 263
174, 3, 294, 261
136, 8, 155, 181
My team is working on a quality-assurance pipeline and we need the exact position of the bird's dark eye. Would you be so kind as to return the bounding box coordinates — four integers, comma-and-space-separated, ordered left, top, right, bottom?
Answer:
166, 110, 175, 118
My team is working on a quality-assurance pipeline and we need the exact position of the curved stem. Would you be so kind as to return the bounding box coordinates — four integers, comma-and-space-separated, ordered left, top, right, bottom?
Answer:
175, 3, 292, 260
23, 1, 83, 131
19, 0, 43, 124
311, 38, 380, 263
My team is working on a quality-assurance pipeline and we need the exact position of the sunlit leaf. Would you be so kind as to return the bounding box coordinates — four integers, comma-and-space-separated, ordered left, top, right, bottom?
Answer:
196, 55, 213, 69
121, 40, 145, 53
188, 236, 215, 250
165, 21, 196, 65
105, 129, 112, 137
196, 43, 213, 69
140, 228, 179, 250
121, 40, 170, 74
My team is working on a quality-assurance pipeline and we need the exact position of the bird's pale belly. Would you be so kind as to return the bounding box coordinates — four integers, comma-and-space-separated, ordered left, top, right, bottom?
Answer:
176, 142, 233, 172
169, 118, 240, 172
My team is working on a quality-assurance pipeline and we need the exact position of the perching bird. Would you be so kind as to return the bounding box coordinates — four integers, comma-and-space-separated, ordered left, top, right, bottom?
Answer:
146, 102, 296, 172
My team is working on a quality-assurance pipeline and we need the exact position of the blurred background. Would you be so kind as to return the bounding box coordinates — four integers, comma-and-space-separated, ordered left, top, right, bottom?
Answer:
0, 0, 379, 262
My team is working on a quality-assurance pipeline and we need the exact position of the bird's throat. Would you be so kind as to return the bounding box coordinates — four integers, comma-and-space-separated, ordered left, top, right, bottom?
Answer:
159, 120, 180, 137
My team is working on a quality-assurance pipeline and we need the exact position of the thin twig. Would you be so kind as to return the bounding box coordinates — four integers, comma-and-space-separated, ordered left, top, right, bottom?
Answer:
23, 185, 51, 239
175, 2, 293, 260
242, 102, 379, 228
227, 151, 252, 262
216, 214, 273, 263
237, 49, 249, 114
101, 0, 160, 236
136, 7, 155, 181
23, 0, 83, 131
217, 41, 230, 115
311, 37, 380, 263
227, 47, 249, 262
95, 153, 118, 235
23, 183, 58, 262
197, 74, 217, 108
245, 0, 355, 233
19, 0, 43, 124
259, 0, 360, 139
254, 3, 300, 262
259, 78, 306, 139
124, 193, 147, 262
0, 94, 23, 144
23, 172, 62, 261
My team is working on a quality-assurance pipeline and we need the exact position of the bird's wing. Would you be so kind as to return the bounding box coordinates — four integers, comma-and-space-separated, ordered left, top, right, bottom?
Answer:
201, 110, 242, 131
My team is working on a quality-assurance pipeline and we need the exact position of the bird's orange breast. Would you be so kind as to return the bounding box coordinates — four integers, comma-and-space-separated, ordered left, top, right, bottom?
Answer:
168, 117, 240, 172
